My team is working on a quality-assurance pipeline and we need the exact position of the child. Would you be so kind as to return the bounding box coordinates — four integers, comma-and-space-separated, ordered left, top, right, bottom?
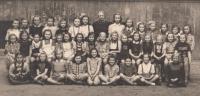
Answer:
63, 33, 74, 61
42, 17, 58, 39
20, 18, 30, 34
129, 32, 143, 66
80, 15, 94, 38
166, 53, 185, 87
87, 48, 102, 85
142, 34, 154, 56
136, 22, 146, 40
30, 34, 42, 62
54, 34, 64, 53
153, 35, 166, 81
47, 50, 68, 85
109, 32, 121, 56
5, 34, 20, 69
172, 25, 180, 41
86, 32, 96, 53
118, 35, 130, 64
174, 34, 191, 84
108, 13, 125, 37
138, 54, 159, 86
183, 25, 195, 51
73, 33, 87, 58
159, 23, 169, 42
40, 29, 55, 62
68, 17, 81, 38
33, 52, 51, 85
56, 19, 68, 35
123, 18, 135, 37
5, 19, 21, 41
120, 57, 140, 85
147, 21, 159, 43
8, 53, 30, 84
67, 55, 88, 84
29, 16, 44, 39
101, 55, 120, 85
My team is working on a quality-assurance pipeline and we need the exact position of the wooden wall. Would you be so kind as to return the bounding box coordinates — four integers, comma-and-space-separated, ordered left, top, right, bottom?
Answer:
0, 0, 199, 59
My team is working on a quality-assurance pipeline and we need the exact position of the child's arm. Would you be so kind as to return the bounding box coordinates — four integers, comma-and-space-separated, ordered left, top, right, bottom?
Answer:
188, 51, 192, 64
93, 58, 102, 77
29, 44, 32, 57
191, 35, 195, 51
86, 58, 92, 77
8, 64, 16, 77
22, 63, 30, 75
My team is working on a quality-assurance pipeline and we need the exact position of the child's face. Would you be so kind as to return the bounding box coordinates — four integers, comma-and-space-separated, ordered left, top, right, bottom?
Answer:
161, 24, 167, 32
99, 32, 106, 41
12, 20, 19, 28
16, 54, 23, 63
149, 23, 156, 31
172, 27, 179, 34
133, 33, 140, 41
88, 35, 95, 42
144, 35, 151, 42
143, 55, 150, 64
40, 53, 46, 62
64, 34, 70, 42
82, 17, 89, 25
33, 17, 41, 25
33, 35, 40, 42
125, 58, 132, 66
156, 36, 163, 43
44, 31, 52, 39
139, 24, 145, 32
121, 35, 128, 42
114, 15, 121, 23
98, 12, 105, 20
91, 50, 97, 58
77, 34, 83, 42
21, 19, 28, 27
60, 20, 67, 28
21, 33, 28, 40
10, 35, 17, 43
56, 52, 63, 59
74, 19, 80, 27
126, 19, 133, 27
173, 54, 179, 63
184, 26, 190, 34
56, 35, 63, 43
75, 56, 82, 63
109, 57, 115, 66
111, 33, 118, 41
167, 34, 174, 42
47, 18, 54, 26
180, 35, 186, 43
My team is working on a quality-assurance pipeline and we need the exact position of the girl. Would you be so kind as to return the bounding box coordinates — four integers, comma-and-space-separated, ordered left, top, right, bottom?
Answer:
47, 50, 68, 85
5, 19, 20, 41
68, 17, 81, 38
183, 25, 195, 51
120, 57, 140, 85
118, 35, 130, 64
73, 33, 87, 58
86, 32, 96, 53
42, 17, 58, 39
80, 15, 94, 38
5, 34, 20, 69
33, 52, 51, 85
159, 23, 169, 42
129, 32, 143, 66
19, 31, 31, 62
40, 29, 55, 62
63, 33, 74, 61
20, 18, 30, 34
67, 55, 88, 84
174, 34, 191, 84
147, 21, 159, 43
29, 16, 44, 39
108, 13, 125, 37
123, 18, 135, 37
87, 48, 102, 85
138, 54, 159, 86
142, 34, 154, 56
109, 32, 121, 56
172, 25, 180, 41
54, 34, 64, 53
30, 34, 42, 62
136, 22, 146, 40
8, 53, 30, 84
56, 19, 68, 35
153, 35, 166, 81
101, 55, 120, 85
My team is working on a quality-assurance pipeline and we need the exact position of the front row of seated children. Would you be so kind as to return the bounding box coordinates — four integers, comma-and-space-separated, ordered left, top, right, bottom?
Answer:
8, 47, 186, 87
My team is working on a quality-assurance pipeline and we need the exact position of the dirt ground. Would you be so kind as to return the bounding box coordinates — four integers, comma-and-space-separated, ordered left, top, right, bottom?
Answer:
0, 57, 200, 96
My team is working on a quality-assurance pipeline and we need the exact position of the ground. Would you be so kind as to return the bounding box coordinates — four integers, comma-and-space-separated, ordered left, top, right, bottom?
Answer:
0, 56, 200, 96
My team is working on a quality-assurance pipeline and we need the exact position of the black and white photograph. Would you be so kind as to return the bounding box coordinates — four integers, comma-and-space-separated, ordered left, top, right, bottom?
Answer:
0, 0, 199, 96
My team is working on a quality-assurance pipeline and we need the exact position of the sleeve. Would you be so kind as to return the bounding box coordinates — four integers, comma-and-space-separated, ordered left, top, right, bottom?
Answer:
150, 64, 156, 74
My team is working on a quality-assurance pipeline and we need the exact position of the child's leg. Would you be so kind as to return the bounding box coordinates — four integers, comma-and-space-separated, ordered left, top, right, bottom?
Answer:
99, 75, 109, 83
150, 74, 159, 82
93, 76, 100, 85
140, 77, 155, 86
130, 75, 140, 83
87, 76, 94, 85
5, 55, 14, 70
136, 59, 142, 65
120, 73, 133, 84
78, 73, 88, 81
109, 75, 120, 84
184, 57, 189, 83
66, 74, 76, 82
47, 78, 63, 85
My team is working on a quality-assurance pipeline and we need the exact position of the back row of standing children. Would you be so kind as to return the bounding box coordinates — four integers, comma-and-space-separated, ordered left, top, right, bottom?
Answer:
5, 11, 195, 87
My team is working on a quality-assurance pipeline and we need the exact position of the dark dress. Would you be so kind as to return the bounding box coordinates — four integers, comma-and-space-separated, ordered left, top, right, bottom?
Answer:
19, 40, 31, 57
93, 20, 110, 38
29, 25, 44, 37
